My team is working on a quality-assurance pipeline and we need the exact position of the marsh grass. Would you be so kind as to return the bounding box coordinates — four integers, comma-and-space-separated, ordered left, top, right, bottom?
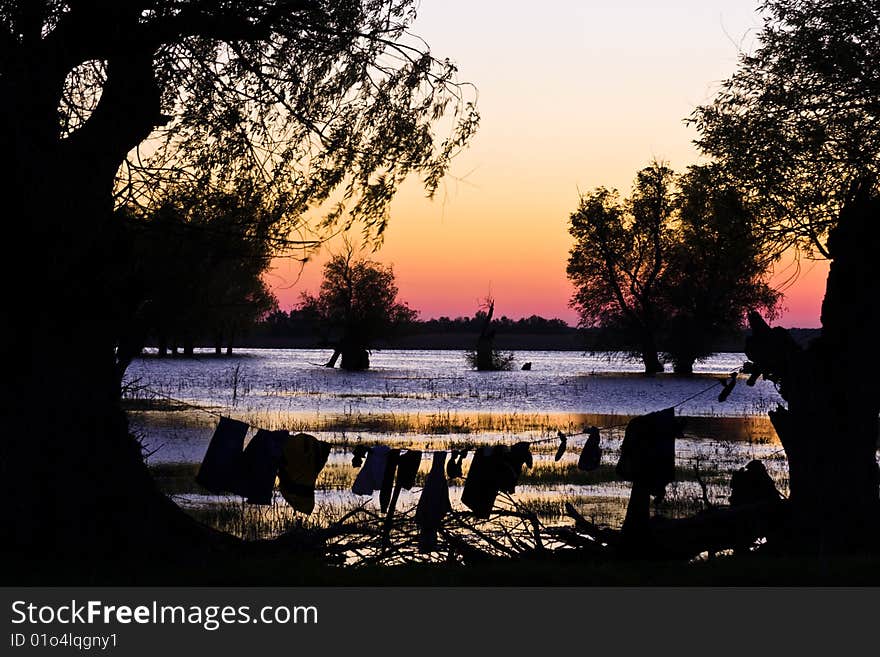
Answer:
138, 399, 790, 546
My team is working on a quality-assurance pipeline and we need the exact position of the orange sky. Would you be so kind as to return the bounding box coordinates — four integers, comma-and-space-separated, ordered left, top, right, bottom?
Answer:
268, 1, 828, 328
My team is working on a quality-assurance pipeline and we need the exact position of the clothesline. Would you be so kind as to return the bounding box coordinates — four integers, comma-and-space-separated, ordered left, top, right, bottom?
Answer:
132, 368, 739, 453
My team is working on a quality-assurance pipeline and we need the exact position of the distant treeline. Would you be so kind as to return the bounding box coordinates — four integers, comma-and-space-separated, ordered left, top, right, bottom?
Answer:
235, 309, 820, 352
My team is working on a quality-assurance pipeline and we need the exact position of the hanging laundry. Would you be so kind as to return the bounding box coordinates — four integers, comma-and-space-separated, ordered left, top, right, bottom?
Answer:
446, 449, 466, 480
235, 429, 288, 505
729, 460, 781, 506
379, 449, 402, 513
494, 445, 518, 494
554, 431, 567, 461
278, 433, 332, 514
616, 407, 683, 496
577, 427, 601, 472
395, 450, 422, 490
352, 444, 390, 496
447, 449, 461, 479
461, 447, 497, 518
718, 372, 738, 402
416, 451, 451, 552
509, 441, 533, 470
462, 446, 526, 517
196, 417, 248, 494
497, 443, 532, 494
351, 444, 369, 468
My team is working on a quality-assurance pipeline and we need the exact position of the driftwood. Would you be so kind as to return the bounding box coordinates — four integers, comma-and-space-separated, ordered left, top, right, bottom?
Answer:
565, 499, 789, 561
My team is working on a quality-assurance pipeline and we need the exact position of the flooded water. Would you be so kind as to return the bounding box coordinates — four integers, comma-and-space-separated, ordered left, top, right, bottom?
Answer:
126, 348, 781, 417
124, 349, 789, 543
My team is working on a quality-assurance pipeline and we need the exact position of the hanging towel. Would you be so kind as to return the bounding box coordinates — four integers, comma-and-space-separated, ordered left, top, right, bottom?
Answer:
379, 449, 401, 512
729, 460, 781, 506
509, 441, 532, 469
196, 417, 248, 494
351, 444, 369, 467
499, 442, 532, 493
395, 450, 422, 490
416, 451, 451, 552
493, 445, 518, 494
462, 446, 500, 518
235, 429, 287, 505
616, 407, 682, 496
578, 427, 601, 472
352, 445, 390, 495
278, 433, 332, 514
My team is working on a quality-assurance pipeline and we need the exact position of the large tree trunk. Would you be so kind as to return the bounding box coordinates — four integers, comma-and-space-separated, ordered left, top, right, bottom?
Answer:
0, 47, 232, 573
640, 334, 665, 375
324, 347, 342, 368
475, 335, 494, 371
340, 336, 370, 371
746, 187, 880, 554
226, 327, 235, 356
3, 166, 224, 568
671, 357, 695, 376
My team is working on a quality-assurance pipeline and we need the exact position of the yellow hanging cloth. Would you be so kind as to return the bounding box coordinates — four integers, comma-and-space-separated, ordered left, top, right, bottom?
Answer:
278, 433, 331, 514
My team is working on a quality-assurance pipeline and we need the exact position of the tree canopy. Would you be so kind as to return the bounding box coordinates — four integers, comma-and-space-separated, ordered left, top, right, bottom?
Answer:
299, 250, 416, 369
124, 185, 279, 357
4, 1, 479, 242
566, 162, 675, 374
662, 165, 780, 373
1, 1, 479, 562
690, 0, 880, 259
567, 162, 779, 374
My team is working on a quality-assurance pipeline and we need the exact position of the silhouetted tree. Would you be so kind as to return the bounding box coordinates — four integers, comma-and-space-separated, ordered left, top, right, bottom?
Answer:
691, 0, 880, 552
464, 298, 514, 371
299, 251, 417, 370
566, 162, 675, 374
567, 162, 779, 375
1, 1, 477, 569
128, 185, 278, 357
660, 165, 780, 374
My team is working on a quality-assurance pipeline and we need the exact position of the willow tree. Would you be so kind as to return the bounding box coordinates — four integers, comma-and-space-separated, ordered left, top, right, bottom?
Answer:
566, 162, 676, 375
661, 165, 780, 375
0, 1, 477, 568
127, 185, 280, 357
691, 0, 880, 552
299, 251, 417, 370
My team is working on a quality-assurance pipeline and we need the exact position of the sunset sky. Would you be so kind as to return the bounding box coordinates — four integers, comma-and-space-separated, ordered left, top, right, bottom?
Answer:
267, 0, 828, 328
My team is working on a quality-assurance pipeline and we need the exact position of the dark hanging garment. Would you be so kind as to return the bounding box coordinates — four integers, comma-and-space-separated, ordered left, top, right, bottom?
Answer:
447, 449, 461, 479
446, 449, 466, 480
493, 445, 517, 494
196, 417, 248, 494
554, 432, 567, 461
351, 444, 369, 467
616, 407, 682, 495
352, 445, 390, 495
462, 447, 501, 518
416, 451, 451, 552
278, 433, 332, 514
729, 460, 781, 506
379, 449, 401, 513
498, 442, 532, 494
509, 441, 533, 470
235, 429, 287, 505
718, 374, 737, 402
578, 427, 601, 472
395, 450, 422, 490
